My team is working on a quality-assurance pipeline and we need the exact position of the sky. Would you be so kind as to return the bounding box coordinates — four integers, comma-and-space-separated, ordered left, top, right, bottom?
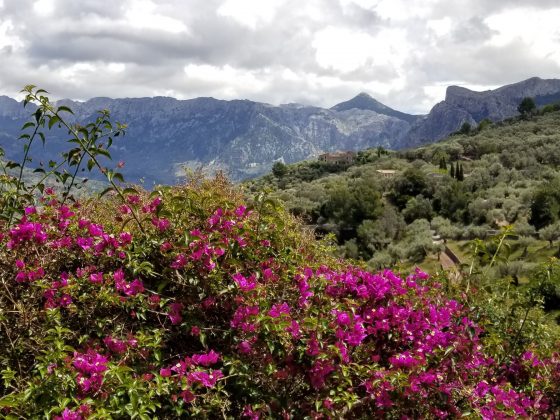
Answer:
0, 0, 559, 114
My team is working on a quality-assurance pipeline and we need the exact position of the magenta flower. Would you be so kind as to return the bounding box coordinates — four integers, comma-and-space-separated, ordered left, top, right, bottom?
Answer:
103, 336, 130, 354
286, 320, 301, 339
238, 341, 252, 354
187, 369, 223, 387
192, 350, 220, 367
168, 302, 184, 325
268, 302, 291, 318
232, 273, 257, 292
171, 253, 187, 269
160, 367, 172, 377
54, 408, 82, 420
89, 272, 104, 284
151, 217, 170, 232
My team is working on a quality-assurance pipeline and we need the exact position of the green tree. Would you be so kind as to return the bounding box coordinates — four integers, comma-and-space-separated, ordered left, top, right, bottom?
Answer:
518, 97, 536, 118
272, 161, 288, 178
459, 122, 471, 135
389, 167, 429, 209
457, 163, 464, 181
539, 223, 560, 247
402, 195, 434, 223
449, 163, 455, 179
530, 184, 560, 229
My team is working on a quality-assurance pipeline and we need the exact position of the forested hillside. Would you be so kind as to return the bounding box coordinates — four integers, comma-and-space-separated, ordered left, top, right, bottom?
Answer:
247, 107, 560, 297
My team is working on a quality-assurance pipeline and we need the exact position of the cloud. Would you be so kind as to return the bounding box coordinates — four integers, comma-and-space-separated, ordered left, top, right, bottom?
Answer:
0, 0, 559, 114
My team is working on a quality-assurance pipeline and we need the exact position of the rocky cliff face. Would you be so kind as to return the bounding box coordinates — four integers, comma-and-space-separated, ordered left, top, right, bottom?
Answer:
401, 77, 560, 147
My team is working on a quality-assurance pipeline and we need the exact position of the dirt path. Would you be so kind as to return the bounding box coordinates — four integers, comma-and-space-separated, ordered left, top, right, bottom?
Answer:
439, 251, 456, 270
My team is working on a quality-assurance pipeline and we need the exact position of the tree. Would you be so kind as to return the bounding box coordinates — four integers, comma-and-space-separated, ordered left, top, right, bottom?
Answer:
530, 185, 560, 230
439, 157, 447, 170
477, 118, 492, 132
457, 163, 464, 181
449, 163, 455, 179
518, 97, 536, 118
402, 195, 434, 223
272, 161, 288, 178
389, 168, 429, 209
459, 122, 471, 135
539, 223, 560, 247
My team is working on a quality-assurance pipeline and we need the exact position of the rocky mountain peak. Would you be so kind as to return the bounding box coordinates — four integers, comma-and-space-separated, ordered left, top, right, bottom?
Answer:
332, 93, 418, 123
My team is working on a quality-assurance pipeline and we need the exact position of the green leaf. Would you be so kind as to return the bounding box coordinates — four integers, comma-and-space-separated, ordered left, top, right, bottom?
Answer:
99, 187, 114, 198
21, 121, 35, 130
113, 172, 125, 183
123, 187, 139, 195
57, 105, 74, 115
34, 108, 43, 123
48, 115, 60, 129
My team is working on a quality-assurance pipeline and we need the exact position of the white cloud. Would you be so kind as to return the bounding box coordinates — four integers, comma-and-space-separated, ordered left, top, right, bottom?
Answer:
125, 0, 188, 34
0, 19, 23, 50
33, 0, 55, 16
313, 26, 409, 74
485, 8, 560, 64
427, 17, 452, 37
107, 62, 126, 73
184, 64, 269, 98
0, 0, 559, 114
217, 0, 285, 30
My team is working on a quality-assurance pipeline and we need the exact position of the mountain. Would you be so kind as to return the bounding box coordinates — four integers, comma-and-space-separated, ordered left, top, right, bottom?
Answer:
331, 92, 419, 123
401, 77, 560, 148
1, 77, 560, 184
0, 95, 412, 184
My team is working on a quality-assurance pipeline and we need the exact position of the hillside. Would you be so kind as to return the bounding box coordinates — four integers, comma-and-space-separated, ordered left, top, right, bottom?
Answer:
246, 107, 560, 282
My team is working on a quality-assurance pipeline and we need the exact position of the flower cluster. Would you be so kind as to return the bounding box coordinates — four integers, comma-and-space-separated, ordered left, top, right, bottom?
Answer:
72, 351, 109, 396
1, 184, 559, 419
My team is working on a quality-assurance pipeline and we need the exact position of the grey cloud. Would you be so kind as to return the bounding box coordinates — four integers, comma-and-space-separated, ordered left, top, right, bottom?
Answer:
451, 17, 496, 44
0, 0, 559, 113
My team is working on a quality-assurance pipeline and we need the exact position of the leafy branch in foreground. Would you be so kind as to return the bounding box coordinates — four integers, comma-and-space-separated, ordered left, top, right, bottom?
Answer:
0, 85, 144, 232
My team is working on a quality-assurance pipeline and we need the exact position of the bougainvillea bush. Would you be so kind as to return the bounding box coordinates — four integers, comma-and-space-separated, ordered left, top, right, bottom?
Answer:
0, 175, 558, 419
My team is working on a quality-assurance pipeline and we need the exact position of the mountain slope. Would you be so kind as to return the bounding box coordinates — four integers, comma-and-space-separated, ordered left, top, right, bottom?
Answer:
401, 77, 560, 148
1, 77, 560, 184
0, 95, 412, 184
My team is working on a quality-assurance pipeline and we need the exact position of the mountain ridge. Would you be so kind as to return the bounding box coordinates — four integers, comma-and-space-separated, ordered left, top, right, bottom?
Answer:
1, 77, 559, 184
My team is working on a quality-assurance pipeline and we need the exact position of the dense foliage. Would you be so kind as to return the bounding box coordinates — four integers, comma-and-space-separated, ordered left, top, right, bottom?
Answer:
1, 180, 559, 418
247, 108, 560, 275
1, 89, 560, 418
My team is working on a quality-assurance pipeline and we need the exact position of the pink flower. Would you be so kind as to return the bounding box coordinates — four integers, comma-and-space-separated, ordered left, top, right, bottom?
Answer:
55, 408, 82, 420
268, 302, 291, 318
160, 367, 172, 377
180, 389, 195, 403
151, 217, 170, 232
127, 195, 140, 205
238, 341, 252, 354
168, 302, 184, 325
187, 370, 223, 388
89, 272, 104, 284
192, 350, 220, 367
171, 254, 187, 269
232, 273, 257, 292
286, 320, 301, 339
